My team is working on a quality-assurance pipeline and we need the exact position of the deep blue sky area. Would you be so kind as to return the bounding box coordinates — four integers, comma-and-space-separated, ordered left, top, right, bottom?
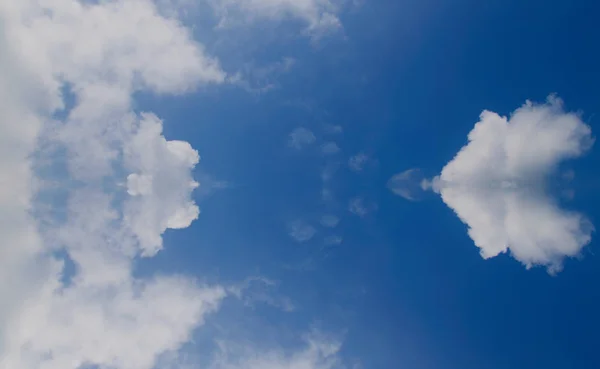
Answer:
136, 1, 600, 368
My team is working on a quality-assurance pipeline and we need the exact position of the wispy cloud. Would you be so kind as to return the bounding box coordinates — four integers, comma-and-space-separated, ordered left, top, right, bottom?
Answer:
289, 127, 317, 149
348, 152, 368, 172
387, 168, 427, 201
229, 56, 296, 94
288, 220, 317, 243
348, 197, 376, 217
210, 0, 344, 37
433, 96, 594, 273
324, 124, 344, 135
209, 333, 343, 369
322, 142, 341, 155
228, 277, 296, 312
324, 235, 343, 246
320, 214, 340, 228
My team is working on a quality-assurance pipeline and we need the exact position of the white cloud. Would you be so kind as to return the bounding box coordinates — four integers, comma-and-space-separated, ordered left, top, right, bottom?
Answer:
210, 0, 343, 35
322, 142, 341, 155
288, 220, 317, 243
2, 274, 226, 369
348, 152, 367, 172
320, 214, 340, 228
387, 168, 427, 201
348, 197, 375, 218
0, 1, 227, 368
123, 113, 201, 256
434, 96, 594, 273
289, 127, 317, 149
210, 334, 343, 369
321, 162, 340, 183
324, 124, 343, 135
228, 277, 295, 312
229, 56, 296, 94
323, 235, 343, 246
1, 2, 351, 369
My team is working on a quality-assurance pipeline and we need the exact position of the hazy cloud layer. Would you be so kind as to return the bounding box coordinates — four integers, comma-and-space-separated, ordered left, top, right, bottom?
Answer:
434, 96, 594, 273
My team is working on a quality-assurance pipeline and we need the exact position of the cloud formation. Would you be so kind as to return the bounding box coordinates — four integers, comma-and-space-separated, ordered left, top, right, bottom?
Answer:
322, 142, 341, 155
0, 1, 228, 368
210, 334, 343, 369
348, 152, 367, 172
123, 113, 202, 256
288, 220, 317, 243
324, 235, 343, 246
348, 197, 375, 217
1, 2, 351, 369
434, 96, 594, 273
320, 214, 340, 228
211, 0, 343, 35
289, 127, 317, 149
387, 168, 427, 201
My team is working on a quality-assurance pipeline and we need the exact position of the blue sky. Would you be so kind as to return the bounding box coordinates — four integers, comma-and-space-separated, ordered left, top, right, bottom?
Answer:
1, 1, 599, 369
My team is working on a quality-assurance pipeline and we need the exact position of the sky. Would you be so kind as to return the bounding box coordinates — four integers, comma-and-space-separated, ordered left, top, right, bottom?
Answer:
1, 1, 600, 369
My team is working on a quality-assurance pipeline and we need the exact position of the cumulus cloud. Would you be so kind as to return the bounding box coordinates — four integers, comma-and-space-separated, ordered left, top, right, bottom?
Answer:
289, 127, 317, 149
210, 0, 343, 35
1, 2, 350, 369
434, 96, 594, 273
288, 220, 317, 243
123, 113, 202, 256
0, 1, 227, 368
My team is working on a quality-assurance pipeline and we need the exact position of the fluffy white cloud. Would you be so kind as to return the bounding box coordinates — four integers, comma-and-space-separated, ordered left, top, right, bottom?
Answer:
2, 274, 226, 369
0, 1, 227, 368
123, 113, 201, 256
210, 0, 343, 34
435, 96, 594, 273
1, 2, 350, 369
0, 17, 50, 347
